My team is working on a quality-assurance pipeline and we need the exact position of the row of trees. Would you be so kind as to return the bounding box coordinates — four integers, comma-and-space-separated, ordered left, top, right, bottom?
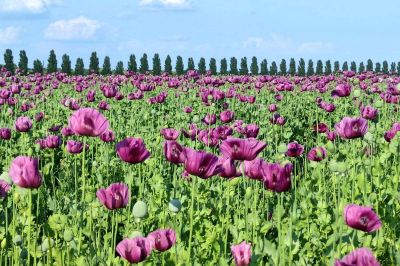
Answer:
3, 49, 400, 76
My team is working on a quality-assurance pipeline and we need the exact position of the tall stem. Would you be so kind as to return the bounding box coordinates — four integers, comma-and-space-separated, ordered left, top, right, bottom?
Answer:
188, 176, 196, 262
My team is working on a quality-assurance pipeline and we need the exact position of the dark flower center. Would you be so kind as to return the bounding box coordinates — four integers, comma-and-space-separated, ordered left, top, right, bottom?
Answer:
359, 216, 369, 226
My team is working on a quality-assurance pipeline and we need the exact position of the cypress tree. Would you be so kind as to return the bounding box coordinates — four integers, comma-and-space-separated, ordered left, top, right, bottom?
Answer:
198, 58, 206, 74
297, 58, 306, 76
366, 59, 373, 71
239, 57, 248, 75
18, 50, 28, 75
289, 58, 296, 76
220, 58, 228, 75
260, 59, 268, 75
101, 56, 112, 75
359, 62, 365, 73
382, 60, 389, 74
397, 62, 400, 75
342, 61, 349, 71
250, 56, 259, 75
187, 57, 195, 71
115, 61, 124, 75
33, 59, 44, 74
128, 54, 137, 72
390, 62, 396, 74
334, 61, 340, 73
316, 60, 323, 75
139, 53, 149, 74
270, 61, 278, 75
375, 63, 381, 73
175, 56, 184, 75
279, 59, 287, 75
350, 61, 357, 72
47, 49, 57, 73
307, 59, 314, 76
209, 58, 217, 75
152, 53, 162, 75
74, 58, 85, 75
89, 52, 99, 74
164, 55, 172, 74
325, 60, 332, 75
61, 54, 72, 75
3, 49, 15, 74
230, 57, 238, 75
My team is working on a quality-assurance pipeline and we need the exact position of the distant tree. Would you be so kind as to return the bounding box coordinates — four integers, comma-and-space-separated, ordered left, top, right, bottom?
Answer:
366, 59, 373, 71
270, 61, 278, 75
289, 58, 296, 76
260, 59, 268, 75
250, 56, 259, 75
74, 58, 85, 75
220, 58, 228, 75
152, 53, 162, 75
350, 61, 357, 73
209, 58, 217, 75
33, 59, 44, 74
334, 61, 340, 73
358, 62, 365, 73
198, 57, 206, 74
18, 50, 28, 75
230, 57, 238, 75
342, 61, 349, 71
382, 60, 389, 74
139, 53, 149, 74
164, 55, 172, 74
47, 50, 57, 73
61, 54, 72, 75
390, 62, 396, 74
175, 56, 184, 75
307, 59, 314, 76
297, 58, 306, 76
115, 61, 124, 75
4, 49, 15, 74
279, 59, 287, 75
375, 62, 381, 73
128, 54, 137, 72
397, 62, 400, 75
101, 56, 112, 75
239, 57, 248, 75
316, 60, 323, 75
89, 52, 99, 74
187, 57, 195, 71
324, 60, 332, 75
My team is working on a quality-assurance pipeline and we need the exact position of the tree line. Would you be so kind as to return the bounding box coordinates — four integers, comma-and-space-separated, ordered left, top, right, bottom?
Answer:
2, 49, 400, 76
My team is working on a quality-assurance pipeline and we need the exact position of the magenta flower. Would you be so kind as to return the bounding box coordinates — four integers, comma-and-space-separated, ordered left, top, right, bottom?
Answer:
335, 248, 380, 266
262, 162, 293, 192
326, 131, 337, 141
286, 142, 304, 157
220, 110, 235, 123
147, 228, 176, 252
182, 148, 222, 179
96, 183, 130, 210
15, 116, 32, 132
66, 140, 84, 154
68, 108, 109, 137
116, 237, 152, 264
335, 117, 368, 139
220, 137, 266, 161
313, 123, 329, 133
384, 129, 397, 142
0, 180, 11, 198
231, 241, 252, 266
307, 147, 327, 161
360, 105, 378, 120
116, 137, 151, 164
244, 124, 259, 138
35, 112, 44, 122
160, 128, 179, 140
0, 128, 11, 140
219, 157, 241, 178
163, 141, 186, 164
61, 127, 75, 136
100, 130, 115, 142
9, 156, 42, 189
268, 104, 278, 112
45, 135, 61, 149
244, 158, 267, 180
202, 113, 217, 125
332, 83, 351, 97
183, 106, 192, 113
344, 204, 381, 232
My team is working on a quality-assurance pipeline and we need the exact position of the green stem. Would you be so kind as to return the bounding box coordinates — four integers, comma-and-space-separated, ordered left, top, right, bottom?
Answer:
188, 176, 196, 262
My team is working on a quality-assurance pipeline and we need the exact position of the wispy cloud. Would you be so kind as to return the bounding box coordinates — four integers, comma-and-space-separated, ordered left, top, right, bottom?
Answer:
297, 42, 333, 53
0, 0, 60, 13
0, 26, 21, 44
139, 0, 192, 10
44, 16, 101, 41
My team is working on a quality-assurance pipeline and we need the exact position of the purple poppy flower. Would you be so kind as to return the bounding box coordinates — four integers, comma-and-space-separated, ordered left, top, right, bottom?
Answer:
220, 137, 266, 161
9, 156, 42, 189
182, 148, 222, 179
160, 128, 179, 140
244, 124, 259, 138
100, 129, 115, 142
147, 228, 176, 252
335, 117, 368, 139
0, 128, 11, 140
66, 140, 84, 154
286, 142, 304, 157
219, 157, 241, 178
220, 110, 235, 123
244, 158, 267, 180
360, 105, 378, 120
262, 162, 293, 192
116, 237, 152, 264
96, 183, 130, 210
15, 116, 32, 132
344, 204, 381, 232
231, 241, 252, 266
0, 180, 11, 198
163, 141, 186, 164
45, 135, 61, 149
307, 147, 327, 161
335, 248, 380, 266
68, 108, 109, 137
116, 137, 151, 164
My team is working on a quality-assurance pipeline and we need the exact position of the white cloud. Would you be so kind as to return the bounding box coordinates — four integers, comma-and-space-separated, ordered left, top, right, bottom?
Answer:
44, 16, 101, 41
298, 42, 333, 53
139, 0, 191, 9
0, 26, 21, 44
0, 0, 60, 13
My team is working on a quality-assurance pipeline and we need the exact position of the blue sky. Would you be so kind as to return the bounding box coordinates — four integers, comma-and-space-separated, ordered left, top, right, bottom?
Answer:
0, 0, 399, 68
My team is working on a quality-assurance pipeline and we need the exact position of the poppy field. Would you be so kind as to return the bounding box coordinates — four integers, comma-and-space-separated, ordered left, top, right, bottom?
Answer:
0, 68, 399, 265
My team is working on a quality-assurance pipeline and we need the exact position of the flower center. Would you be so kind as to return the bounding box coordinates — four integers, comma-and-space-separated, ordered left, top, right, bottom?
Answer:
359, 216, 369, 226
